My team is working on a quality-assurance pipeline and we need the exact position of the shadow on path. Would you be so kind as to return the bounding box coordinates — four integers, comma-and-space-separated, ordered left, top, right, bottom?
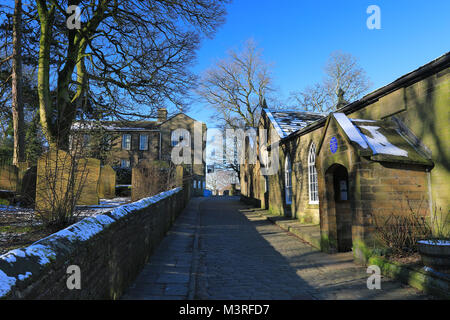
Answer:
195, 197, 431, 300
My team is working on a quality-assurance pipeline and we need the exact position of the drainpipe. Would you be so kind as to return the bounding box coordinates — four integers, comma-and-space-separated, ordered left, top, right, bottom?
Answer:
159, 131, 162, 160
426, 168, 434, 228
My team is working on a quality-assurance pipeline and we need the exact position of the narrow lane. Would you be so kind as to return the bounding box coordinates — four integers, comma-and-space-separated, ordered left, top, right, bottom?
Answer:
123, 197, 431, 300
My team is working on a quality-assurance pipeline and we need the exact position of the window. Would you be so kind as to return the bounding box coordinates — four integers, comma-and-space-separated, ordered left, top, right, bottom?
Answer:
308, 143, 319, 204
83, 134, 90, 147
122, 134, 131, 150
193, 180, 197, 189
121, 159, 131, 168
139, 134, 148, 150
171, 131, 186, 147
285, 155, 292, 205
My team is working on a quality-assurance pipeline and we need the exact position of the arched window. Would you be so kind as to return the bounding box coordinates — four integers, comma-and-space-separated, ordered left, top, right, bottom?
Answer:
285, 155, 292, 205
308, 143, 319, 204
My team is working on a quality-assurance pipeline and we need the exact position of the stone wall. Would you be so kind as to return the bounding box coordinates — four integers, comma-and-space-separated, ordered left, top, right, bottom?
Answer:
0, 186, 190, 299
288, 128, 323, 224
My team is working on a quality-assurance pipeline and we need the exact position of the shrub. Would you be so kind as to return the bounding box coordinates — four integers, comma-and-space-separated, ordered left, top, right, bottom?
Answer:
373, 212, 431, 256
113, 167, 132, 185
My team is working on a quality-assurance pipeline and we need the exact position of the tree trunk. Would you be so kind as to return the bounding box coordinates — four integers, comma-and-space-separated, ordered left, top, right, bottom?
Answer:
12, 0, 25, 165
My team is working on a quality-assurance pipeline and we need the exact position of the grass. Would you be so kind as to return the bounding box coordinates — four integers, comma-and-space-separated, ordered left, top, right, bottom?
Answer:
0, 225, 36, 234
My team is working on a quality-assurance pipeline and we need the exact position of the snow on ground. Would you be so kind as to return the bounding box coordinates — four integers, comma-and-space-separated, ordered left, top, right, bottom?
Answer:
0, 205, 34, 214
76, 197, 132, 216
0, 197, 131, 217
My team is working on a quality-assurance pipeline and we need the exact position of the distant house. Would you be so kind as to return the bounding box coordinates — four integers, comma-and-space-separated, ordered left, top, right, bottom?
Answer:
72, 108, 207, 196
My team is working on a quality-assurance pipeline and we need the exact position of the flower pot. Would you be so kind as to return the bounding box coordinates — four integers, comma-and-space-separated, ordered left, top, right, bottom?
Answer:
417, 240, 450, 274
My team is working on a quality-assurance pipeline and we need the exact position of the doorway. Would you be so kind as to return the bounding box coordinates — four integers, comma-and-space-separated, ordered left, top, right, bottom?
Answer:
332, 165, 352, 252
325, 164, 352, 253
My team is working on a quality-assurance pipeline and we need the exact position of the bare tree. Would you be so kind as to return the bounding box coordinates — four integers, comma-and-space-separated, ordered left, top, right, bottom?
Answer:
208, 130, 242, 179
206, 169, 237, 195
0, 0, 39, 164
290, 51, 372, 112
197, 39, 273, 129
11, 0, 25, 165
32, 0, 229, 151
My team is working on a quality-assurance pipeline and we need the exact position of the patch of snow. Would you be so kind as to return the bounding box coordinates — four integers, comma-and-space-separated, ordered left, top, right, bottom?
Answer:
423, 266, 450, 278
359, 125, 408, 157
0, 249, 26, 264
110, 187, 181, 220
17, 272, 32, 281
350, 119, 377, 123
0, 205, 34, 213
94, 214, 115, 226
99, 197, 130, 206
72, 122, 156, 132
418, 240, 450, 246
333, 113, 369, 149
265, 110, 286, 138
266, 109, 325, 138
0, 270, 16, 297
24, 244, 56, 266
49, 216, 113, 243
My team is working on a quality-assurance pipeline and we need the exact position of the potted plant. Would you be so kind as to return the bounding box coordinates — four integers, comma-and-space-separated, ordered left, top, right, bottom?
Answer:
417, 207, 450, 274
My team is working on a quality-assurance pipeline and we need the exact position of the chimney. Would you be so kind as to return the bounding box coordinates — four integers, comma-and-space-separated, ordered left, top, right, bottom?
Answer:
157, 108, 168, 122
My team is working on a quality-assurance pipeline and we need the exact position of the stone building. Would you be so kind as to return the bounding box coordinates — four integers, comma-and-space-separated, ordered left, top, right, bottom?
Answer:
73, 108, 207, 196
241, 52, 450, 261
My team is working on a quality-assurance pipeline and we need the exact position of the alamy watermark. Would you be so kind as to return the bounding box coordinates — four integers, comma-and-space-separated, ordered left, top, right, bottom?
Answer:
66, 5, 81, 30
170, 123, 280, 176
367, 5, 381, 30
66, 265, 81, 290
366, 265, 381, 290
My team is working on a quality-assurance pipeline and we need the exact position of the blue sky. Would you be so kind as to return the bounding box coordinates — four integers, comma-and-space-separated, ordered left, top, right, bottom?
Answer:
186, 0, 450, 127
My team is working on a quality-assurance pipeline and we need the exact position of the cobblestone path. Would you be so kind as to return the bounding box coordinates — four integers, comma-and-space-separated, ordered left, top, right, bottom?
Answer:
122, 197, 431, 300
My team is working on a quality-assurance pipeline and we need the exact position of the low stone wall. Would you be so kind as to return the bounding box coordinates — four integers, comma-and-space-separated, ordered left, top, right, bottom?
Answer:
367, 255, 450, 299
0, 187, 189, 299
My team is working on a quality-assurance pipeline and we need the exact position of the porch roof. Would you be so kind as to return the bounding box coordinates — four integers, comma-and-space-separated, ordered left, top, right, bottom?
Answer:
329, 113, 434, 167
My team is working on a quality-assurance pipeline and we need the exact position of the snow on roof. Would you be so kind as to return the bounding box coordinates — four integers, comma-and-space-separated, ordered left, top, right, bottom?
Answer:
333, 113, 409, 157
72, 121, 158, 132
333, 113, 369, 149
358, 125, 408, 157
265, 109, 325, 138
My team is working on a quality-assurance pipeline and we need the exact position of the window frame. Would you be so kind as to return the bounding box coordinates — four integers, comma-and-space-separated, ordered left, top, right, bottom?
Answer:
285, 155, 292, 205
308, 143, 319, 204
122, 134, 131, 150
139, 134, 149, 151
121, 159, 131, 168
